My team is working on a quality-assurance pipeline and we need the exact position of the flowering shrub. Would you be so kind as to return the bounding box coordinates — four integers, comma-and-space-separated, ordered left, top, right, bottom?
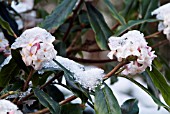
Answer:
0, 0, 170, 114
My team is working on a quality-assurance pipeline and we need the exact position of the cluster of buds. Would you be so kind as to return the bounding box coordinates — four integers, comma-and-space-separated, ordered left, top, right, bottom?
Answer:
108, 30, 157, 75
11, 27, 57, 70
152, 3, 170, 41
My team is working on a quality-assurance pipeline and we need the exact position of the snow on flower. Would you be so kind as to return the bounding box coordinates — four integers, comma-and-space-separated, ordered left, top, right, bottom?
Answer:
152, 3, 170, 41
0, 32, 9, 53
42, 56, 104, 90
0, 99, 23, 114
11, 0, 34, 13
108, 30, 157, 75
11, 27, 57, 70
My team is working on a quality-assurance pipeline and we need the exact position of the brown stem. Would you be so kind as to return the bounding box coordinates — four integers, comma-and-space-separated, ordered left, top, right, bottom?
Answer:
68, 56, 117, 63
151, 39, 169, 48
0, 91, 15, 99
28, 95, 77, 114
63, 0, 83, 41
112, 22, 120, 31
17, 72, 64, 105
103, 60, 129, 80
145, 31, 162, 39
23, 68, 34, 91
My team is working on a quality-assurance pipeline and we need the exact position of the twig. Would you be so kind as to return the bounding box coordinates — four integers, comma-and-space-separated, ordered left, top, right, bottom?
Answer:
28, 95, 77, 114
112, 22, 120, 31
68, 56, 117, 63
151, 39, 169, 48
63, 0, 84, 41
17, 72, 64, 105
0, 91, 15, 99
103, 60, 129, 80
145, 31, 162, 39
23, 68, 34, 91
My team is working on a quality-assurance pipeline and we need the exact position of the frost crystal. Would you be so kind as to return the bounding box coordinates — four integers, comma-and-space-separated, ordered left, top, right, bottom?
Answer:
152, 3, 170, 41
11, 27, 57, 70
0, 99, 23, 114
42, 56, 104, 90
108, 30, 157, 75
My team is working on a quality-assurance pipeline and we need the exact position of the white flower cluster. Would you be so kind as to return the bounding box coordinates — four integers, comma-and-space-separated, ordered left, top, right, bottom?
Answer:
0, 99, 23, 114
42, 56, 104, 90
11, 27, 57, 70
152, 3, 170, 41
0, 32, 9, 53
108, 30, 157, 75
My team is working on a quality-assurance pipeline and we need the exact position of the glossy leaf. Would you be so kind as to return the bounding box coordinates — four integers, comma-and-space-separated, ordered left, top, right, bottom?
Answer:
147, 66, 170, 106
53, 59, 88, 103
61, 104, 84, 114
95, 83, 121, 114
86, 2, 113, 50
104, 0, 126, 25
121, 99, 139, 114
33, 88, 61, 114
0, 16, 16, 37
120, 76, 170, 111
40, 0, 77, 30
115, 19, 159, 36
0, 58, 20, 87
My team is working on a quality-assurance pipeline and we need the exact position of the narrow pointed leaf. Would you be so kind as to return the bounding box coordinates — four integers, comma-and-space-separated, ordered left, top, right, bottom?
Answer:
86, 3, 113, 50
61, 104, 84, 114
104, 0, 126, 25
147, 66, 170, 106
0, 16, 16, 37
115, 19, 159, 36
139, 0, 159, 30
53, 59, 88, 103
0, 58, 20, 87
33, 88, 61, 114
40, 0, 77, 30
95, 83, 121, 114
120, 76, 170, 111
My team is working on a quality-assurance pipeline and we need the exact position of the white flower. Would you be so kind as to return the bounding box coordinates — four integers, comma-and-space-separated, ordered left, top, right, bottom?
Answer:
0, 32, 9, 53
108, 30, 157, 75
0, 99, 23, 114
11, 27, 57, 70
11, 0, 34, 13
41, 56, 104, 90
152, 3, 170, 41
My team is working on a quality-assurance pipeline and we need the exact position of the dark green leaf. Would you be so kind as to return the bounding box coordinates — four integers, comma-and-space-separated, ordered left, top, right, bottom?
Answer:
104, 0, 126, 25
53, 59, 88, 103
115, 19, 159, 36
139, 0, 159, 30
120, 76, 170, 111
121, 99, 139, 114
45, 85, 65, 102
0, 16, 16, 37
61, 104, 84, 114
142, 72, 160, 100
0, 58, 20, 87
11, 49, 29, 74
95, 83, 121, 114
86, 2, 113, 50
147, 66, 170, 106
33, 88, 61, 114
40, 0, 77, 30
54, 41, 66, 57
121, 0, 139, 21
